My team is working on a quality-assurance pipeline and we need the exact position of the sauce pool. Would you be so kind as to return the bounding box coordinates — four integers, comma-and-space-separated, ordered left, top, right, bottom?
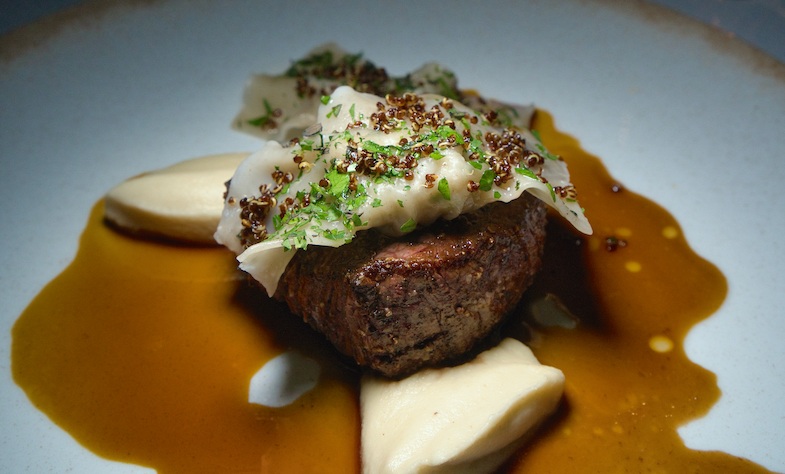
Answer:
11, 112, 770, 473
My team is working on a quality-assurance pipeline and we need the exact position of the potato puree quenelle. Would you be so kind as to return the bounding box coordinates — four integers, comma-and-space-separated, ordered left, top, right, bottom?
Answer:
361, 339, 564, 474
105, 153, 248, 244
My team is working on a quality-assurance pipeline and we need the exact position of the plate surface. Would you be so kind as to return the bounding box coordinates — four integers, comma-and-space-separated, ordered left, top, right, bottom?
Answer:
2, 0, 784, 472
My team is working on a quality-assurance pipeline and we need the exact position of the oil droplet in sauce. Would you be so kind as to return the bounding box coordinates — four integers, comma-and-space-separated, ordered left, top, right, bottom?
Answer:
12, 112, 770, 473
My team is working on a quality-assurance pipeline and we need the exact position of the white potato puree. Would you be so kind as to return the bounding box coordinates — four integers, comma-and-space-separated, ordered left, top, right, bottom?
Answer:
104, 153, 248, 244
361, 338, 564, 474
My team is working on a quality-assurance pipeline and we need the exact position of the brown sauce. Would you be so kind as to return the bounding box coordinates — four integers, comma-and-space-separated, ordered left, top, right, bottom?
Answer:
11, 111, 770, 473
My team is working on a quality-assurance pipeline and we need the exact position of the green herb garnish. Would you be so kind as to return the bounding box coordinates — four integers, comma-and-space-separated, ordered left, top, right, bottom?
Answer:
515, 167, 538, 180
438, 178, 451, 200
324, 168, 350, 196
479, 169, 496, 191
327, 104, 343, 118
247, 99, 276, 127
400, 218, 416, 233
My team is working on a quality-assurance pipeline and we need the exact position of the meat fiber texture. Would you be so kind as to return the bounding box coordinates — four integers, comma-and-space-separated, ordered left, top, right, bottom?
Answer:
275, 194, 547, 377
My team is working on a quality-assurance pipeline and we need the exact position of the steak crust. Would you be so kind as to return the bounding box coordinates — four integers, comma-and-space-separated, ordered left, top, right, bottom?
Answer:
274, 194, 547, 378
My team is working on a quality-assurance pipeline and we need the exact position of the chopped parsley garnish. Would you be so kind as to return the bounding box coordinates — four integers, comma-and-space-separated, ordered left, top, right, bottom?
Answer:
326, 104, 343, 118
237, 79, 583, 261
530, 129, 543, 141
400, 218, 416, 233
535, 143, 560, 161
393, 75, 415, 93
495, 106, 519, 128
515, 166, 538, 180
324, 168, 349, 196
530, 129, 559, 161
362, 140, 400, 155
281, 230, 308, 251
428, 68, 460, 100
437, 178, 451, 200
479, 169, 496, 191
285, 49, 338, 77
322, 228, 347, 240
300, 138, 315, 151
546, 183, 557, 202
247, 99, 277, 128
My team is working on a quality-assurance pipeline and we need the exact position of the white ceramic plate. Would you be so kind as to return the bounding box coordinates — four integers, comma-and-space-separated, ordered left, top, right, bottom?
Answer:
2, 1, 784, 472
